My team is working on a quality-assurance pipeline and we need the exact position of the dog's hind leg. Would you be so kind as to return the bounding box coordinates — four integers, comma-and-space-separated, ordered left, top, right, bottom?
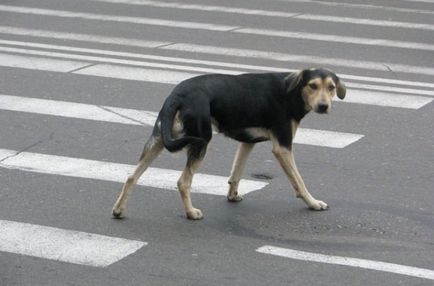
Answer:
112, 135, 164, 218
177, 143, 208, 220
227, 143, 255, 202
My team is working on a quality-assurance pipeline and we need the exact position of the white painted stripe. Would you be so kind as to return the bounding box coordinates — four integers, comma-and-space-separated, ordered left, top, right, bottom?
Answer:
0, 5, 237, 31
0, 46, 242, 75
0, 149, 268, 196
0, 53, 89, 72
256, 245, 434, 281
0, 220, 146, 267
163, 44, 434, 77
5, 44, 434, 88
340, 75, 434, 89
0, 149, 16, 160
296, 14, 434, 31
345, 82, 434, 97
75, 64, 197, 84
0, 26, 171, 48
1, 52, 432, 110
235, 28, 434, 51
0, 94, 157, 126
0, 39, 250, 74
342, 89, 433, 109
92, 0, 434, 31
0, 5, 433, 51
272, 0, 434, 15
0, 95, 365, 147
2, 32, 434, 88
295, 129, 363, 148
91, 0, 299, 18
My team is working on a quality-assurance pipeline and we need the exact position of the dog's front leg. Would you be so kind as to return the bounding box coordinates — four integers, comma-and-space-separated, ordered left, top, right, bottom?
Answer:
227, 142, 255, 202
271, 138, 328, 211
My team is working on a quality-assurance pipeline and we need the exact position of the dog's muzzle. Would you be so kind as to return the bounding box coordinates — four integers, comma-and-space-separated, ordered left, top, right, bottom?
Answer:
316, 103, 329, 114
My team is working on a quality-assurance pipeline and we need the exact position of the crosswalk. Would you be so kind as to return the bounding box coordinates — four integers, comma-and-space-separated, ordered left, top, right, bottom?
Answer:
1, 0, 433, 274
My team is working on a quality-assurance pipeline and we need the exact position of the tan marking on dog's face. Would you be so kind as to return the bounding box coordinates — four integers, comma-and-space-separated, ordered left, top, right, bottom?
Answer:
301, 76, 337, 114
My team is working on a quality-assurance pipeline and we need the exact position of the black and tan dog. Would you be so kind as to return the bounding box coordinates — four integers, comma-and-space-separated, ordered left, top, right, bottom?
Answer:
112, 68, 346, 220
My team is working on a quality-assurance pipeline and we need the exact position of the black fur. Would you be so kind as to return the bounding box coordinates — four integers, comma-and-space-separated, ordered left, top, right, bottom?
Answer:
157, 68, 343, 153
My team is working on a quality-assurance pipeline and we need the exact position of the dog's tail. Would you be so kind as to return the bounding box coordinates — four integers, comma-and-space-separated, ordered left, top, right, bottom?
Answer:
160, 96, 205, 153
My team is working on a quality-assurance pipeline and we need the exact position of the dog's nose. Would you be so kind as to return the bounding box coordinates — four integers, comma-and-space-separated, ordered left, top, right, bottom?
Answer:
317, 103, 329, 113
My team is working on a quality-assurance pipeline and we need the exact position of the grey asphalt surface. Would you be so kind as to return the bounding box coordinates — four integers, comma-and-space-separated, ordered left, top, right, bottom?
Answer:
1, 0, 434, 285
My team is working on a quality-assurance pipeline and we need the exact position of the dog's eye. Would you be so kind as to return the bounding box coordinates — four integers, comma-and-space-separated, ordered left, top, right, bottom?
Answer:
308, 83, 318, 90
328, 85, 336, 91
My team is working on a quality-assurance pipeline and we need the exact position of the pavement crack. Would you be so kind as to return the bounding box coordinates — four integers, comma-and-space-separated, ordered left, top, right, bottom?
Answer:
68, 63, 96, 73
154, 42, 176, 49
382, 63, 398, 79
290, 13, 304, 19
0, 132, 54, 164
97, 105, 146, 126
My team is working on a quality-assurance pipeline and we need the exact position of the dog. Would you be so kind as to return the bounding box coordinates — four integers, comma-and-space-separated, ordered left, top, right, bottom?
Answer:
112, 68, 346, 220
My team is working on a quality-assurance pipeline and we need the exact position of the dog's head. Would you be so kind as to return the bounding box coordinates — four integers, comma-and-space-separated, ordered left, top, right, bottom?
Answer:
286, 68, 346, 114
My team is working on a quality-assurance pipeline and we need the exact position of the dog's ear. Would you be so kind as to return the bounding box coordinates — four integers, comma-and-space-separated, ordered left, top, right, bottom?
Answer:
336, 77, 346, 100
285, 70, 304, 93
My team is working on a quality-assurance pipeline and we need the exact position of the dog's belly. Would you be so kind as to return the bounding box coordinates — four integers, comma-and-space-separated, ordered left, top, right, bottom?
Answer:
223, 127, 270, 143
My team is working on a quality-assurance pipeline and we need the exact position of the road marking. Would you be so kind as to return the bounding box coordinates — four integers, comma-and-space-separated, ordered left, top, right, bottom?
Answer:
1, 5, 433, 51
5, 44, 434, 87
0, 95, 365, 148
344, 90, 433, 109
345, 82, 434, 97
91, 0, 299, 18
0, 148, 268, 196
256, 245, 434, 281
1, 52, 432, 109
0, 219, 146, 267
0, 26, 171, 48
3, 32, 434, 85
91, 0, 434, 31
235, 28, 434, 51
0, 46, 243, 76
0, 4, 237, 31
294, 14, 434, 31
0, 53, 89, 72
271, 0, 434, 15
164, 44, 434, 77
75, 64, 197, 84
0, 94, 157, 126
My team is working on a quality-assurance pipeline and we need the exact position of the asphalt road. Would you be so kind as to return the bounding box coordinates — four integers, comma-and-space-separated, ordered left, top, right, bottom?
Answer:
0, 0, 434, 285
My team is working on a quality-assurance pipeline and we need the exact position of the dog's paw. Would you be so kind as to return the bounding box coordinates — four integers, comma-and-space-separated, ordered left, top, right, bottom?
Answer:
308, 199, 329, 211
112, 208, 125, 219
186, 208, 204, 220
227, 194, 243, 202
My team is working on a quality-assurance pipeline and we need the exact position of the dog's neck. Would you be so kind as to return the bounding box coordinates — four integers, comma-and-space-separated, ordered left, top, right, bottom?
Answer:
287, 87, 310, 122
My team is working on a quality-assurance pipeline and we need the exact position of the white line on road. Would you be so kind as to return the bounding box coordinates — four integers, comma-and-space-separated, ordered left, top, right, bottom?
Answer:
0, 53, 90, 72
1, 5, 433, 51
1, 52, 432, 109
91, 0, 434, 31
2, 31, 434, 87
270, 0, 434, 15
0, 4, 237, 31
74, 64, 197, 84
345, 82, 434, 97
344, 90, 433, 109
0, 148, 268, 196
91, 0, 299, 18
0, 26, 171, 48
256, 245, 434, 281
235, 28, 434, 51
0, 94, 365, 148
163, 43, 434, 77
0, 46, 242, 76
0, 219, 146, 267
